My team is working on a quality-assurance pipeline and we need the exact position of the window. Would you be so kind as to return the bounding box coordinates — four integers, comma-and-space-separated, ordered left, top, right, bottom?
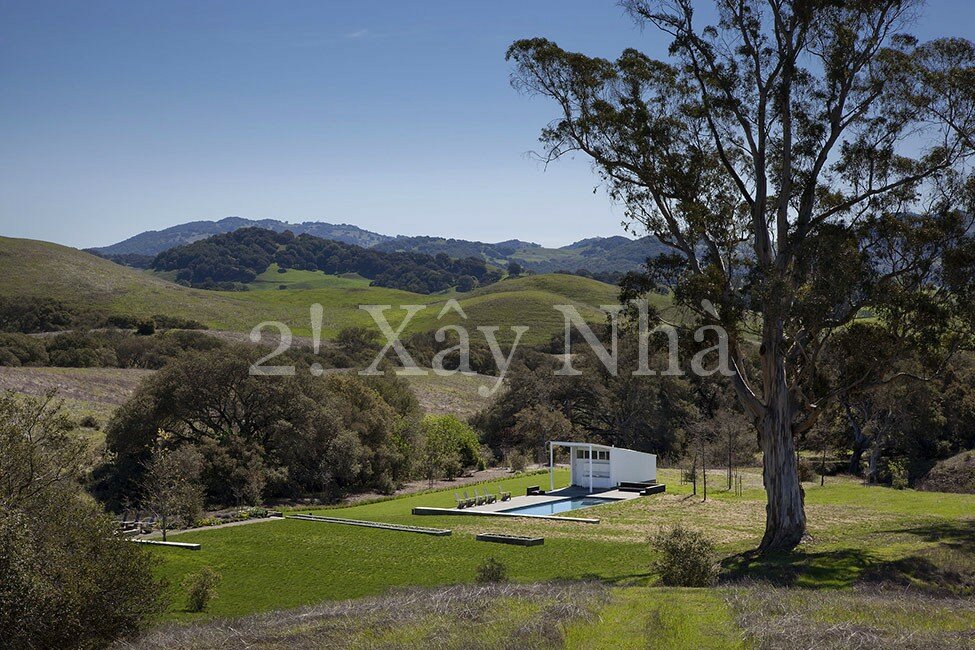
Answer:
597, 451, 610, 460
576, 450, 584, 459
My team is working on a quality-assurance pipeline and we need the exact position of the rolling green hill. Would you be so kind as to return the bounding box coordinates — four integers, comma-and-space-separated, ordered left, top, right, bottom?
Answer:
0, 237, 637, 342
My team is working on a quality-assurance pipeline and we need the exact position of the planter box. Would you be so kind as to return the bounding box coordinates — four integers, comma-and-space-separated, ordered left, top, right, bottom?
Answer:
475, 533, 544, 546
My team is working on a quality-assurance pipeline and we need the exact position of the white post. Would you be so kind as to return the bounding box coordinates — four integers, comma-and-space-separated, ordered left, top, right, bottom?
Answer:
589, 444, 593, 493
549, 442, 554, 492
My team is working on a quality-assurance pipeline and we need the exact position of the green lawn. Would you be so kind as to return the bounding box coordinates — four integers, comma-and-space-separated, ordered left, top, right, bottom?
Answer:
150, 467, 975, 626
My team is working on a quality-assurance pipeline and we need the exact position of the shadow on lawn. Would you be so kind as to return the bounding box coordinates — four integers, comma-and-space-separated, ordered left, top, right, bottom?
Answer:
721, 519, 975, 595
720, 547, 872, 588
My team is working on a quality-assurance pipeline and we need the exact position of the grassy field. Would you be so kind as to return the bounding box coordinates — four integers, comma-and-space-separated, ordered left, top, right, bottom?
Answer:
0, 366, 154, 445
148, 467, 975, 637
0, 237, 635, 342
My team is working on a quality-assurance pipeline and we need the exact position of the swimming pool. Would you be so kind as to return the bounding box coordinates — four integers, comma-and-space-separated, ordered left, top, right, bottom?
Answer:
500, 496, 616, 516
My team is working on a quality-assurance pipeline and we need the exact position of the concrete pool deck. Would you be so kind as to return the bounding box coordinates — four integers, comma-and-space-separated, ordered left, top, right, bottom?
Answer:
411, 485, 644, 523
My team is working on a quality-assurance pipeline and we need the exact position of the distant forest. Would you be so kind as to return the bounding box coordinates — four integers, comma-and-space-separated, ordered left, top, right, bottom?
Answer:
151, 227, 502, 293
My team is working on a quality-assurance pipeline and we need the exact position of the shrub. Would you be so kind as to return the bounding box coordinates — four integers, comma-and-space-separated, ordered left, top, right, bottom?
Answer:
475, 557, 508, 583
183, 567, 221, 613
79, 414, 100, 429
889, 459, 910, 490
136, 318, 156, 336
152, 314, 207, 330
797, 458, 816, 483
509, 450, 528, 472
651, 525, 719, 587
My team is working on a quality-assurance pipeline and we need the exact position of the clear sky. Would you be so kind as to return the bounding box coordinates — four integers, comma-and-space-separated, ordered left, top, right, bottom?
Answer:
2, 1, 973, 249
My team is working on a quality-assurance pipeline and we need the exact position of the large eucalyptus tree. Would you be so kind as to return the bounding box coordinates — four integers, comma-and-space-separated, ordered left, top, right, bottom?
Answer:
508, 0, 975, 552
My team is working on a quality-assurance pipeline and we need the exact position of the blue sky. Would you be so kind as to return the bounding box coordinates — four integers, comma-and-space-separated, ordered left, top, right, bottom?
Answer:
1, 1, 973, 249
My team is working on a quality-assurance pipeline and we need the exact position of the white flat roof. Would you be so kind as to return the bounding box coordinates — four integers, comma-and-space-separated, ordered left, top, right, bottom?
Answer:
548, 441, 655, 457
549, 440, 614, 450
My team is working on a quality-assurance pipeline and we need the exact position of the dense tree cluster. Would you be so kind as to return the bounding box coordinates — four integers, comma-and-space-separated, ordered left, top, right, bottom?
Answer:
151, 227, 501, 293
0, 329, 223, 369
95, 345, 427, 507
0, 297, 81, 333
473, 335, 712, 462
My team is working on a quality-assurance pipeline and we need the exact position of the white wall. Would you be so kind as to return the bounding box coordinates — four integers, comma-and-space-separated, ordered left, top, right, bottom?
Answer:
610, 449, 656, 484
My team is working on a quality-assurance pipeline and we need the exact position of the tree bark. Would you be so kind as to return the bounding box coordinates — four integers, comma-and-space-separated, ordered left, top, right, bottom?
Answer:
757, 324, 807, 554
849, 444, 866, 477
843, 400, 869, 477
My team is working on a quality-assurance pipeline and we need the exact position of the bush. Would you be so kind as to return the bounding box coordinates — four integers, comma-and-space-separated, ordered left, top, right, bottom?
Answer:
136, 318, 156, 336
79, 414, 100, 429
650, 525, 719, 587
797, 458, 816, 483
509, 449, 528, 472
889, 458, 910, 490
183, 567, 221, 613
475, 557, 508, 583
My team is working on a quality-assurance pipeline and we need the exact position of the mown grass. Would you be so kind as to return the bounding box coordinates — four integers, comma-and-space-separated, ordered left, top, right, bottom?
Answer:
152, 471, 655, 621
150, 466, 975, 628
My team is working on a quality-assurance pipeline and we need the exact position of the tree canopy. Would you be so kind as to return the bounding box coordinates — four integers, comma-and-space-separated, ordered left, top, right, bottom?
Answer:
152, 227, 500, 293
508, 0, 975, 552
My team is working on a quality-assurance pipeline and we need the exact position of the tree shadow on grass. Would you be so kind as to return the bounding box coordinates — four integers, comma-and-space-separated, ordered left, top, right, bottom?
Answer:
721, 519, 975, 594
863, 520, 975, 595
578, 571, 655, 586
878, 519, 975, 553
720, 547, 873, 588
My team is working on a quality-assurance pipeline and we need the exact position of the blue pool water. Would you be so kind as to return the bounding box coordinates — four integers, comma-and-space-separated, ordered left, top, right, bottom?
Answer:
500, 496, 615, 516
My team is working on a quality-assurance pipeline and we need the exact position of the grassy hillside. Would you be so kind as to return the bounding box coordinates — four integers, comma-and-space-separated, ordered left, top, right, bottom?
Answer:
0, 237, 634, 342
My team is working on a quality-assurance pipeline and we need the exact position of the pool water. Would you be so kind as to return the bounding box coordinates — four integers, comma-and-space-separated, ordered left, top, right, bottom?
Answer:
500, 496, 615, 516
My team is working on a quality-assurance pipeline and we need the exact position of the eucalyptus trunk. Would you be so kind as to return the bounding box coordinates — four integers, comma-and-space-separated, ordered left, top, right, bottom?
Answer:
757, 322, 807, 553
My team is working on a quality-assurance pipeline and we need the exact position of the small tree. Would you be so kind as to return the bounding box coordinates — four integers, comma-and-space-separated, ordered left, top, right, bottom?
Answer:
506, 261, 524, 278
712, 409, 751, 491
141, 440, 204, 541
418, 415, 481, 484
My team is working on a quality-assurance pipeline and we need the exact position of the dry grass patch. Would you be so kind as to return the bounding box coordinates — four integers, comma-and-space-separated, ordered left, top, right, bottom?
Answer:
0, 366, 152, 405
120, 582, 607, 650
728, 584, 975, 649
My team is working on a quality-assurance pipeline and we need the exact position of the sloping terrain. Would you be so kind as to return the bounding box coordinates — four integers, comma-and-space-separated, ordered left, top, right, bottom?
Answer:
0, 237, 629, 341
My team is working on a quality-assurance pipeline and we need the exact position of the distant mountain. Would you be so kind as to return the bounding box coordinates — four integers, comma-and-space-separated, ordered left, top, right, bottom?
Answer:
88, 217, 391, 256
92, 218, 670, 276
374, 234, 668, 276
